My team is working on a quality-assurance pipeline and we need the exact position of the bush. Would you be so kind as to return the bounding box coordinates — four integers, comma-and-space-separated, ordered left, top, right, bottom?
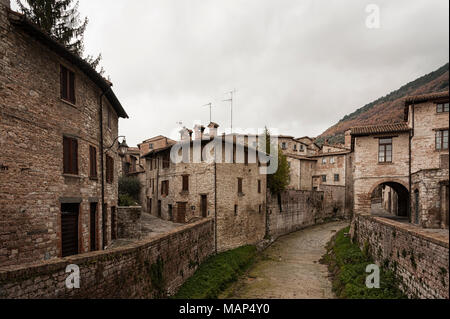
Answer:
173, 245, 258, 299
118, 194, 137, 207
119, 176, 141, 203
322, 227, 406, 299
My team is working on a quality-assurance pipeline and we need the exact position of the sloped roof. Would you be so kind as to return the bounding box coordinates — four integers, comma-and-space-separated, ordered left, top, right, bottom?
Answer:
351, 123, 410, 136
404, 91, 449, 106
7, 10, 128, 118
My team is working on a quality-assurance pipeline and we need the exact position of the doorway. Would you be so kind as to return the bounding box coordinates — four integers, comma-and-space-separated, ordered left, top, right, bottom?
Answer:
90, 203, 97, 251
61, 203, 79, 257
177, 202, 187, 223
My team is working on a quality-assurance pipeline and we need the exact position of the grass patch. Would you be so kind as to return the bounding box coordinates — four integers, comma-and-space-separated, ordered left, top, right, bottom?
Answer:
173, 245, 258, 299
321, 227, 406, 299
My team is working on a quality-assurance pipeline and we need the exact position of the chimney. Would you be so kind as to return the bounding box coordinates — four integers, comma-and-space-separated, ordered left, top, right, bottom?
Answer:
345, 130, 352, 149
179, 127, 192, 142
194, 124, 205, 140
207, 122, 219, 138
1, 0, 10, 9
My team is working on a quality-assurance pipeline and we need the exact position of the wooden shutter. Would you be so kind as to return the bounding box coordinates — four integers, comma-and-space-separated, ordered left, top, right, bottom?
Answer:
182, 175, 189, 191
89, 146, 97, 178
72, 139, 78, 175
63, 137, 71, 174
61, 203, 79, 257
68, 70, 75, 103
238, 178, 243, 193
60, 66, 68, 100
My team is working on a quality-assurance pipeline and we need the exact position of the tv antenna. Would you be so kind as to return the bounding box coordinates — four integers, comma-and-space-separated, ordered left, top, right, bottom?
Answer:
223, 89, 237, 133
202, 103, 214, 123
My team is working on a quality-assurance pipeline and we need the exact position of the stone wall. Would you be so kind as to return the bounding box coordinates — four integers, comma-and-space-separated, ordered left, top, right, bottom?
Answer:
354, 214, 449, 299
117, 206, 142, 239
267, 189, 344, 238
0, 219, 214, 299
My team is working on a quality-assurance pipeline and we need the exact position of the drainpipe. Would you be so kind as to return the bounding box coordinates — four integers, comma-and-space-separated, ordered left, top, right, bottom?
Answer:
408, 104, 415, 222
99, 86, 111, 249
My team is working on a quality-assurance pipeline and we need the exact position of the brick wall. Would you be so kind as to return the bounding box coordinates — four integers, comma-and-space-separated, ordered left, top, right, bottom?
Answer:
354, 214, 449, 299
0, 219, 214, 299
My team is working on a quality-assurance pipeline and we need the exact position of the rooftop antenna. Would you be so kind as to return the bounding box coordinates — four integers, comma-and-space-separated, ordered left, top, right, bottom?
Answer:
223, 89, 237, 133
202, 103, 213, 123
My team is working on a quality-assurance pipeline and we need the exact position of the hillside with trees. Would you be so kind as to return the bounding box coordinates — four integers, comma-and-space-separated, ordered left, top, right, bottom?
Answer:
316, 63, 449, 145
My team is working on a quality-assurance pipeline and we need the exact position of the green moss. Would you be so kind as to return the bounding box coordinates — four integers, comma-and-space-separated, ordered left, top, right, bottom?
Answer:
173, 245, 258, 299
321, 227, 406, 299
148, 256, 166, 298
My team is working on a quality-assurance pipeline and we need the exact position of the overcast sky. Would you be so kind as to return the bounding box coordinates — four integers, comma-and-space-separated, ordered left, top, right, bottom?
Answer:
15, 1, 449, 145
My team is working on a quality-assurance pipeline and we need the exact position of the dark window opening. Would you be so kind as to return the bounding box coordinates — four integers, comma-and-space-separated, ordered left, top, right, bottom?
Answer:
437, 103, 449, 113
89, 203, 97, 252
234, 205, 238, 216
182, 175, 189, 192
334, 174, 340, 182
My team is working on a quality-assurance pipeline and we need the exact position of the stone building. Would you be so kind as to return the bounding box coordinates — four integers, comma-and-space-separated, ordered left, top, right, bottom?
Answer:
142, 124, 267, 252
405, 91, 449, 228
351, 91, 449, 229
0, 2, 128, 266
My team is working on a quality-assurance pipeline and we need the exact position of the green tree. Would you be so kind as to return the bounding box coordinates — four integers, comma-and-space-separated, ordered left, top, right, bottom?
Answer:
16, 0, 104, 74
261, 127, 290, 194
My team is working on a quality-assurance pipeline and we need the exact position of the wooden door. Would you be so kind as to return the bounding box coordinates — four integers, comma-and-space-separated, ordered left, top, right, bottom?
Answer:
201, 195, 207, 218
102, 204, 107, 249
177, 202, 187, 223
90, 203, 97, 251
111, 206, 117, 240
61, 203, 79, 257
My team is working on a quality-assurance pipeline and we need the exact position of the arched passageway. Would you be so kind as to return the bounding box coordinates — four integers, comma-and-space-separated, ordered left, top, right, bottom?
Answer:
370, 181, 409, 219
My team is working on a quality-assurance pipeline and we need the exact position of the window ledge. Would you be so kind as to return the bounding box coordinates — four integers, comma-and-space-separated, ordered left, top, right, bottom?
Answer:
63, 173, 81, 179
89, 177, 99, 181
180, 191, 189, 195
60, 98, 77, 108
377, 162, 394, 165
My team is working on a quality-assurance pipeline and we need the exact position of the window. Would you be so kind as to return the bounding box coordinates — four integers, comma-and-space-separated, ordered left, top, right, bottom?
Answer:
300, 145, 304, 151
436, 130, 449, 150
162, 153, 170, 169
293, 144, 297, 151
60, 65, 75, 104
281, 142, 287, 150
334, 174, 340, 182
238, 178, 243, 194
149, 143, 154, 150
437, 103, 449, 113
234, 205, 238, 216
259, 204, 262, 214
322, 175, 327, 182
378, 138, 392, 163
182, 175, 189, 192
258, 180, 262, 193
161, 180, 169, 196
106, 155, 114, 183
89, 145, 97, 178
330, 157, 335, 164
63, 136, 78, 175
322, 158, 327, 164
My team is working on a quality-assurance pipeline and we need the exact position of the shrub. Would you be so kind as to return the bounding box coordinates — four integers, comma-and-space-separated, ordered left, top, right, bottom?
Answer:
118, 193, 137, 207
119, 176, 141, 203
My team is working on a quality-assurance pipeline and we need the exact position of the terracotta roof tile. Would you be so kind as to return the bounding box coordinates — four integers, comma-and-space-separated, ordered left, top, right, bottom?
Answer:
404, 91, 449, 106
351, 123, 410, 136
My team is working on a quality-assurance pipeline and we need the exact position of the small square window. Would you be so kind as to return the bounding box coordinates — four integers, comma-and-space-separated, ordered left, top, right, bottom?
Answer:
322, 175, 327, 182
322, 158, 327, 164
334, 174, 340, 182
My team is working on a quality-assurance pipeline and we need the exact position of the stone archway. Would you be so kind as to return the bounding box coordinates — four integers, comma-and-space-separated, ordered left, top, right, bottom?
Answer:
369, 180, 409, 218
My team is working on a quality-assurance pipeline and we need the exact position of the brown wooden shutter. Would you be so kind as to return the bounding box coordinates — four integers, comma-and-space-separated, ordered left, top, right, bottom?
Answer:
72, 139, 78, 175
182, 175, 189, 191
63, 137, 70, 174
68, 70, 75, 103
89, 146, 97, 177
60, 66, 68, 100
238, 178, 243, 193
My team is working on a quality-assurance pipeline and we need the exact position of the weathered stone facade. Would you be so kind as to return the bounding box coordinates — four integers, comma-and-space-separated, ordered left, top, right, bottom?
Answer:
0, 5, 128, 266
142, 127, 267, 252
354, 214, 449, 299
0, 218, 214, 299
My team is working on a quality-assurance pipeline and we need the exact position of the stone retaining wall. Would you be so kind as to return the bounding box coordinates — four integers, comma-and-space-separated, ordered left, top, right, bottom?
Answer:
0, 218, 214, 299
354, 214, 449, 299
